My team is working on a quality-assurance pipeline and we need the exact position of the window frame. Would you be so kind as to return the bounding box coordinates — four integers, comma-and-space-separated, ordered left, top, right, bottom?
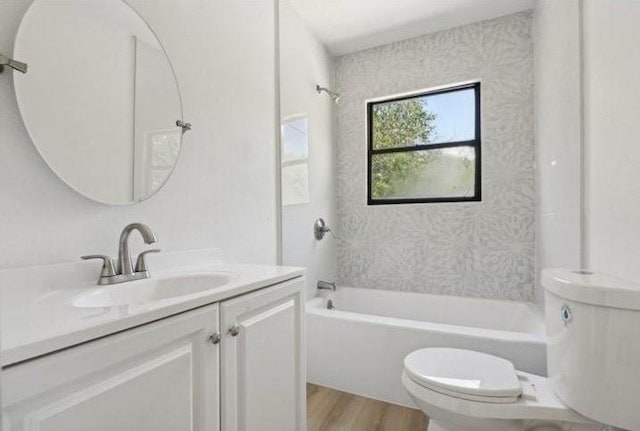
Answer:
366, 82, 482, 205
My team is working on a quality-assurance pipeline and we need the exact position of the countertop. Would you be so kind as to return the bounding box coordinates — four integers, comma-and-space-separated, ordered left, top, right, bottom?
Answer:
0, 249, 304, 367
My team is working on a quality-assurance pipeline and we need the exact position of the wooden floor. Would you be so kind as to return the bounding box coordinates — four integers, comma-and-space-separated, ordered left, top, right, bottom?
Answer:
307, 383, 428, 431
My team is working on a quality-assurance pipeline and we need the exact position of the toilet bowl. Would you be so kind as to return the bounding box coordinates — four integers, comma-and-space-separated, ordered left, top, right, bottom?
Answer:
402, 348, 600, 431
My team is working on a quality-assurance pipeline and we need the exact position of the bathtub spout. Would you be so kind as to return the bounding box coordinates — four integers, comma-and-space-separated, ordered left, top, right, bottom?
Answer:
317, 280, 336, 291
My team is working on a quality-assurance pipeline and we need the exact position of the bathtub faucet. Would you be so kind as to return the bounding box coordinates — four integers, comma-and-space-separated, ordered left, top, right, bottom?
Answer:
317, 280, 336, 291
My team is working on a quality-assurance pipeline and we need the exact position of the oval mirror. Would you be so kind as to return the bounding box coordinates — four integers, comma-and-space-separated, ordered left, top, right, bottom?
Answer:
14, 0, 185, 205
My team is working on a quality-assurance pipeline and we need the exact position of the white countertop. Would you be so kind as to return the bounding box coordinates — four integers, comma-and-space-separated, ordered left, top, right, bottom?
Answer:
0, 249, 304, 367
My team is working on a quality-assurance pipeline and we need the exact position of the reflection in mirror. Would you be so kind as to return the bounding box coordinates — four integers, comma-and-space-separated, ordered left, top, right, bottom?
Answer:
14, 0, 183, 205
281, 117, 310, 206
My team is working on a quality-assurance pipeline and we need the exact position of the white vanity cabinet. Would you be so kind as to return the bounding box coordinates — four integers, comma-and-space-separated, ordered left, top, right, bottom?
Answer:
221, 278, 305, 431
1, 277, 305, 431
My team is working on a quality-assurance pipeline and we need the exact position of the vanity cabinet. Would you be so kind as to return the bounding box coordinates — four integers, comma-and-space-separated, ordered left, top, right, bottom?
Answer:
1, 278, 305, 431
221, 279, 305, 431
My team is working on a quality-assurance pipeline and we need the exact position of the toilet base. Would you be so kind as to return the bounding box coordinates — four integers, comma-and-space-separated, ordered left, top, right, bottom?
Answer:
427, 418, 599, 431
422, 408, 525, 431
426, 421, 447, 431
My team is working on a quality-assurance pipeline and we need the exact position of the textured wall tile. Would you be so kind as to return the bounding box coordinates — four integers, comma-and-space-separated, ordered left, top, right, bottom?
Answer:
335, 12, 535, 301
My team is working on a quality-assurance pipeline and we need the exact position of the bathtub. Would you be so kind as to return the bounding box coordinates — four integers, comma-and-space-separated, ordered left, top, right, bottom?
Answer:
307, 287, 546, 407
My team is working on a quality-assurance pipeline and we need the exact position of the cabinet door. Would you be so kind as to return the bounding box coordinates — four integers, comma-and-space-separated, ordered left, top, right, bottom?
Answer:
221, 278, 305, 431
2, 304, 220, 431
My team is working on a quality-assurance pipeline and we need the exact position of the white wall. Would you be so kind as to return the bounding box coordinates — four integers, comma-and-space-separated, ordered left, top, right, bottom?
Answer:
335, 12, 536, 301
279, 0, 337, 298
533, 0, 583, 303
0, 0, 278, 268
583, 0, 640, 282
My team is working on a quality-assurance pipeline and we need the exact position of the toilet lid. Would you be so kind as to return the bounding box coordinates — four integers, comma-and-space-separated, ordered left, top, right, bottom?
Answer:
404, 348, 522, 401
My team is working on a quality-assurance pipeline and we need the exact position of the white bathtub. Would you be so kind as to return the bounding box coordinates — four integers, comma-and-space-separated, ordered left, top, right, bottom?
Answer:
307, 287, 546, 407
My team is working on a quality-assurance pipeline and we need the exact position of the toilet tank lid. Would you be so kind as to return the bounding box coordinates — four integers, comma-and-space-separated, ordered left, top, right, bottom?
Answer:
542, 269, 640, 311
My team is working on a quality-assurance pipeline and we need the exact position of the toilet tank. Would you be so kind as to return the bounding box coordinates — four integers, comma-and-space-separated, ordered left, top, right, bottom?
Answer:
543, 269, 640, 430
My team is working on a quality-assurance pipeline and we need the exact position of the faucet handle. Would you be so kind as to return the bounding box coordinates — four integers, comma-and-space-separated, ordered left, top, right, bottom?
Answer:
135, 249, 161, 273
81, 255, 116, 278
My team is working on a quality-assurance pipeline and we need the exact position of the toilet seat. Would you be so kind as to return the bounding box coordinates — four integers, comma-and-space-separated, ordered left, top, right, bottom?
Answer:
402, 348, 596, 425
404, 348, 522, 403
402, 370, 595, 424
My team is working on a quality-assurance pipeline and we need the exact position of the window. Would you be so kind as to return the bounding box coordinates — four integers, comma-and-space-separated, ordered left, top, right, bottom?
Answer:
281, 117, 310, 206
367, 82, 481, 204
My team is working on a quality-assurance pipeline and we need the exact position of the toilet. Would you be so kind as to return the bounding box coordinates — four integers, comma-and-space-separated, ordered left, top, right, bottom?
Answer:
402, 269, 640, 431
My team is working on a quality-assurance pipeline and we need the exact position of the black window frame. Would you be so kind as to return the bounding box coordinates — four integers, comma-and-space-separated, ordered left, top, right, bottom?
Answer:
367, 82, 482, 205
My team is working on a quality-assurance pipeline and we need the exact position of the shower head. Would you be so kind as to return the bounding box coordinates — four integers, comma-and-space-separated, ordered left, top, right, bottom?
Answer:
316, 84, 341, 104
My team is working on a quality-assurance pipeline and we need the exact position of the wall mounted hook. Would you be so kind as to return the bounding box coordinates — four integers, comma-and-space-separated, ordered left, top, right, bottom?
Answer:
0, 53, 28, 74
176, 120, 192, 135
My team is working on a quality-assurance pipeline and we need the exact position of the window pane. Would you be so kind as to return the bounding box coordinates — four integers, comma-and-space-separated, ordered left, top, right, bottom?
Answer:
371, 88, 475, 149
281, 117, 308, 162
426, 89, 476, 143
281, 117, 310, 206
282, 163, 310, 206
371, 147, 476, 200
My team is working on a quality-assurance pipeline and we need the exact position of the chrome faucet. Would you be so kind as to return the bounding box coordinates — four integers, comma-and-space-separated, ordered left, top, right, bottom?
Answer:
317, 280, 336, 291
118, 223, 157, 275
82, 223, 160, 285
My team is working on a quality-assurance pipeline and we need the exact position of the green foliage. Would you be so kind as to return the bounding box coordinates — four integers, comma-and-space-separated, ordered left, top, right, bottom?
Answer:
371, 100, 437, 198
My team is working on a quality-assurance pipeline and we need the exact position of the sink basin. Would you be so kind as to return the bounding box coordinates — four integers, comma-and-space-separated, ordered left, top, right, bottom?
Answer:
73, 273, 234, 308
